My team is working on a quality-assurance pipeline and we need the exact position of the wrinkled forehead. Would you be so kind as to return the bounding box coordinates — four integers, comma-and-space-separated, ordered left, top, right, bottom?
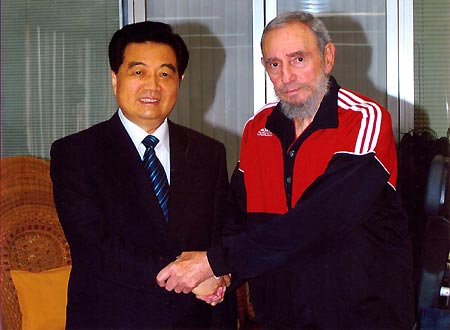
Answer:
262, 22, 318, 58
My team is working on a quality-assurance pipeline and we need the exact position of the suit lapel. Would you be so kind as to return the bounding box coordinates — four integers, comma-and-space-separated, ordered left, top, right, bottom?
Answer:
102, 113, 167, 225
168, 120, 191, 229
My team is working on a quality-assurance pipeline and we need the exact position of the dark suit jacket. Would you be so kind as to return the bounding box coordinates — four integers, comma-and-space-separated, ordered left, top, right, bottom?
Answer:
50, 112, 236, 329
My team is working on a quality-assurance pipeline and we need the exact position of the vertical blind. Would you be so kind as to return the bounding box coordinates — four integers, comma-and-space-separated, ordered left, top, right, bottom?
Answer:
6, 1, 446, 166
413, 0, 450, 138
1, 0, 119, 159
2, 0, 253, 174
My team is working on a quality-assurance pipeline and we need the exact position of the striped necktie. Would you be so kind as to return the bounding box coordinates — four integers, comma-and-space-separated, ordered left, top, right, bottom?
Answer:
142, 135, 169, 221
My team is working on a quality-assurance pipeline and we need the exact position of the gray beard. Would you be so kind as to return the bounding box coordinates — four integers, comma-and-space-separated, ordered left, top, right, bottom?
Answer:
279, 74, 330, 120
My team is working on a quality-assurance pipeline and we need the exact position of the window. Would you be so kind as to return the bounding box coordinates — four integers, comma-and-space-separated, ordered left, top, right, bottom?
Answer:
413, 0, 450, 138
1, 0, 119, 158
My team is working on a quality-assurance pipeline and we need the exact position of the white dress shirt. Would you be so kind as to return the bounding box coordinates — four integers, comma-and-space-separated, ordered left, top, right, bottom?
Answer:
118, 109, 171, 183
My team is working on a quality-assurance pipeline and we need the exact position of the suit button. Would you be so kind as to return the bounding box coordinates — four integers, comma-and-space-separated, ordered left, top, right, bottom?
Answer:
289, 150, 295, 157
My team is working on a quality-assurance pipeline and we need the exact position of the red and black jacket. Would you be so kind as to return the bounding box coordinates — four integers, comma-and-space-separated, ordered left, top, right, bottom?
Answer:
209, 77, 414, 329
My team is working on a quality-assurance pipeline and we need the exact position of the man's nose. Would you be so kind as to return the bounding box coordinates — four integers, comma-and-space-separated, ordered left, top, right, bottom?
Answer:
281, 65, 296, 84
143, 75, 159, 90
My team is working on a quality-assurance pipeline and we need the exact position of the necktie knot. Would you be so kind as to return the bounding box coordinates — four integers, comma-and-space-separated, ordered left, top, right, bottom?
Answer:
142, 135, 159, 149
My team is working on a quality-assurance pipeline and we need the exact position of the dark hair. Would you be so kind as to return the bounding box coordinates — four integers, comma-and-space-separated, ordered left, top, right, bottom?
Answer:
261, 11, 331, 57
108, 21, 189, 77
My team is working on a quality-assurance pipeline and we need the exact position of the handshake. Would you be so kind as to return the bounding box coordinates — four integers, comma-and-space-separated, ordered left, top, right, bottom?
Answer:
156, 251, 230, 306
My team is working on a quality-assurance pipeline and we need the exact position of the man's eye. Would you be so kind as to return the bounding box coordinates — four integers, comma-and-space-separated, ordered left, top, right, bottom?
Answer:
135, 70, 142, 75
295, 57, 304, 63
270, 63, 279, 68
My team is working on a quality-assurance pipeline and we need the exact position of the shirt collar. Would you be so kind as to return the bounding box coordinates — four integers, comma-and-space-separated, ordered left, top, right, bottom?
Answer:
118, 109, 170, 155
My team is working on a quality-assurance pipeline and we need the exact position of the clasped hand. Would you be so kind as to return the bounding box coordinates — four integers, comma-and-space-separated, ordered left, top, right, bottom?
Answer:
156, 251, 230, 306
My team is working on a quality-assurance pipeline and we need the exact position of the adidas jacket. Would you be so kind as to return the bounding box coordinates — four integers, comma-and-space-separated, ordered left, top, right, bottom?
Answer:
208, 77, 414, 329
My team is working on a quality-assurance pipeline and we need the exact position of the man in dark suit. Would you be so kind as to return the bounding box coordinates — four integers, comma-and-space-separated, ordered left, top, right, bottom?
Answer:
50, 21, 236, 329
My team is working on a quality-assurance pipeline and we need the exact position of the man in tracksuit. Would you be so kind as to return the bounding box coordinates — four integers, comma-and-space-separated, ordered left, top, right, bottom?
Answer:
157, 11, 415, 329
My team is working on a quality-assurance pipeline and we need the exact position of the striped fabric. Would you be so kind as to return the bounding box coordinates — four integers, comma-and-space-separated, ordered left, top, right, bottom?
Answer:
142, 135, 169, 221
337, 88, 382, 154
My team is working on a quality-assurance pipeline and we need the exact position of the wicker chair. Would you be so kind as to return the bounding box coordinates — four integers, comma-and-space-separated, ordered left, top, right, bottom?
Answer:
1, 156, 71, 330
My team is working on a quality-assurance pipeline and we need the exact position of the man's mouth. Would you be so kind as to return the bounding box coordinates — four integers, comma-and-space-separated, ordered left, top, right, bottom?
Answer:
279, 84, 304, 95
139, 97, 159, 104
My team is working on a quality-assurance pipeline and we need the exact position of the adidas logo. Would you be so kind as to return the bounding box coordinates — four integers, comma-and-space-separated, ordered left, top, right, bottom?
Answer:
257, 128, 273, 137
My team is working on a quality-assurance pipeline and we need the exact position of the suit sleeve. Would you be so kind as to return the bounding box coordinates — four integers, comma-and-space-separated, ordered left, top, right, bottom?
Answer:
210, 143, 235, 246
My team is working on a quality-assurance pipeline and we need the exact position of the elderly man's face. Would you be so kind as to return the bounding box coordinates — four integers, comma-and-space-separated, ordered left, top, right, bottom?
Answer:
261, 22, 334, 110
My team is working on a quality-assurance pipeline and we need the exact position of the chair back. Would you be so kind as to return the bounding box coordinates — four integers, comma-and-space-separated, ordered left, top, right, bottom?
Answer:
1, 156, 71, 330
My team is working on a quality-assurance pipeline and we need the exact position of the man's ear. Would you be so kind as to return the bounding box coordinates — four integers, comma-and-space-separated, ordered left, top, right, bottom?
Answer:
179, 73, 185, 86
323, 42, 335, 74
111, 70, 117, 96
